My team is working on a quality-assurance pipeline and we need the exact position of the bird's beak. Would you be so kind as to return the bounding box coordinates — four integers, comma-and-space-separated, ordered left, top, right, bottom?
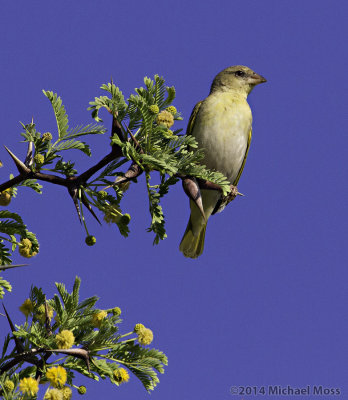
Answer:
249, 72, 267, 85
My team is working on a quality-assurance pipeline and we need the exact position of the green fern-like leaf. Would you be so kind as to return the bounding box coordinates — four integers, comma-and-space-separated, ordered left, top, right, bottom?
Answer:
43, 90, 69, 138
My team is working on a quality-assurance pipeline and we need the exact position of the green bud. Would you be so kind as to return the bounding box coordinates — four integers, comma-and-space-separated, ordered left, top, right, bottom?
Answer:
42, 132, 53, 141
77, 386, 86, 395
98, 190, 108, 199
120, 214, 131, 225
149, 104, 159, 115
112, 307, 121, 316
34, 153, 45, 165
3, 380, 14, 392
166, 105, 177, 115
85, 235, 96, 246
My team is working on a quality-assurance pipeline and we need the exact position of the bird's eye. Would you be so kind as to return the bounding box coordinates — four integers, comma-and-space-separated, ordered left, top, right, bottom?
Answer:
235, 70, 246, 77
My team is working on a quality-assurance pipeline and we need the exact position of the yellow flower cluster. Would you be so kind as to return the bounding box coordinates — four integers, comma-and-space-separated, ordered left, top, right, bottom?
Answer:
34, 153, 45, 165
156, 110, 174, 128
166, 105, 177, 115
19, 377, 39, 396
44, 388, 62, 400
0, 189, 11, 206
3, 379, 14, 392
134, 323, 154, 345
113, 368, 130, 384
92, 310, 107, 328
19, 238, 37, 258
19, 298, 34, 317
77, 386, 86, 394
55, 330, 75, 349
46, 366, 67, 388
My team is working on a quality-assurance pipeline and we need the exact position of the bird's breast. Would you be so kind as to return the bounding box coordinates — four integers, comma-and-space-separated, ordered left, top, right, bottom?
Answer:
192, 93, 252, 183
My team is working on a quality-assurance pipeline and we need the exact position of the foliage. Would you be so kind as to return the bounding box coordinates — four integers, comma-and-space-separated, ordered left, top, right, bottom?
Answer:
0, 277, 167, 398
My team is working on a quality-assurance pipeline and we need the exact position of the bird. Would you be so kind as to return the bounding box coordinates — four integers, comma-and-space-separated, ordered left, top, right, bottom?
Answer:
179, 65, 266, 258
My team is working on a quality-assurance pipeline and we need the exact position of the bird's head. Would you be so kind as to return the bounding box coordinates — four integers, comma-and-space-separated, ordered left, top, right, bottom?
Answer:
210, 65, 266, 96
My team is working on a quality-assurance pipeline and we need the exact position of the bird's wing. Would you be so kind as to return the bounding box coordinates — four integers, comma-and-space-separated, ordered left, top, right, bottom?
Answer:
212, 128, 252, 215
233, 127, 252, 186
186, 100, 203, 136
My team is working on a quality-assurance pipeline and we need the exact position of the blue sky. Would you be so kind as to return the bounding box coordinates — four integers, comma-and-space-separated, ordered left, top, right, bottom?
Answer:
1, 1, 348, 399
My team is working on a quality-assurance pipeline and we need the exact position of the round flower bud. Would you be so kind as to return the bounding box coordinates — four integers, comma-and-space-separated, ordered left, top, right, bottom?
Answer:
19, 238, 35, 258
98, 190, 108, 199
77, 386, 87, 395
3, 379, 15, 392
137, 327, 154, 346
149, 104, 159, 115
55, 330, 75, 349
111, 307, 121, 316
92, 310, 107, 328
113, 368, 129, 384
156, 110, 174, 128
19, 298, 34, 317
34, 153, 45, 165
42, 132, 53, 141
134, 323, 145, 333
85, 235, 96, 246
120, 214, 131, 225
166, 105, 177, 115
0, 189, 11, 206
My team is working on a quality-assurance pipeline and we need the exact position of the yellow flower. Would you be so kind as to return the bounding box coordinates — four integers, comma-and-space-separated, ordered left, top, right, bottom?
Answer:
19, 298, 34, 317
166, 105, 177, 115
156, 110, 174, 128
55, 330, 75, 349
19, 377, 39, 396
60, 386, 72, 400
113, 368, 129, 384
0, 189, 11, 206
46, 366, 67, 388
19, 238, 37, 258
137, 327, 154, 346
133, 323, 145, 333
92, 310, 107, 328
44, 388, 63, 400
3, 379, 14, 392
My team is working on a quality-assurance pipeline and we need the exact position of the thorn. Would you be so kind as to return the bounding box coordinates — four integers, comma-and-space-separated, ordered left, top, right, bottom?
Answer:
2, 304, 24, 352
47, 348, 90, 372
25, 142, 33, 167
68, 187, 82, 223
110, 76, 114, 85
237, 192, 244, 196
44, 297, 52, 336
80, 192, 101, 225
4, 146, 30, 174
31, 116, 34, 125
182, 177, 206, 220
0, 264, 28, 272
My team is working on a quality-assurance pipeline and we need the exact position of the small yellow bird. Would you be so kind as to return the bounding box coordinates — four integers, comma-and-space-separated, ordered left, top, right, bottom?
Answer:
180, 65, 266, 258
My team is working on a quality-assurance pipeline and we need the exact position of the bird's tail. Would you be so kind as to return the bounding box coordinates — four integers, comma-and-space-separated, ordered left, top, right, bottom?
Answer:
179, 217, 207, 259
